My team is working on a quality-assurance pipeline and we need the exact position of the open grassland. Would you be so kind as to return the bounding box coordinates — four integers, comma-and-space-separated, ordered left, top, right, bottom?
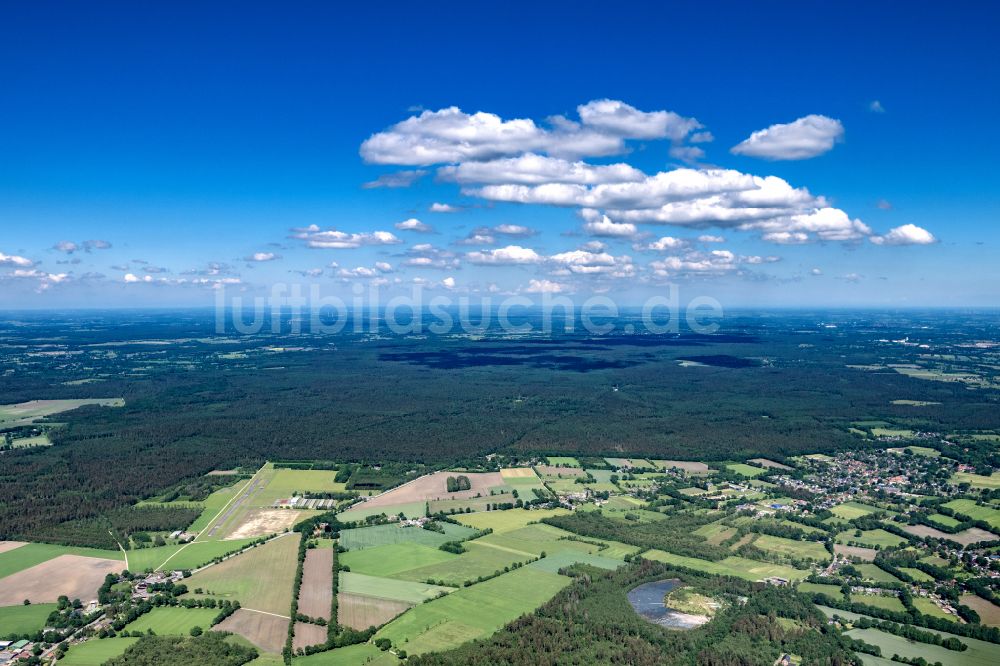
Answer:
847, 627, 1000, 666
835, 528, 908, 549
473, 523, 600, 558
360, 471, 504, 509
798, 582, 842, 598
887, 445, 940, 456
829, 501, 886, 520
0, 603, 59, 637
128, 537, 257, 572
0, 543, 123, 579
375, 566, 569, 655
725, 463, 767, 478
944, 499, 1000, 530
185, 535, 298, 614
216, 608, 288, 654
59, 638, 140, 666
545, 456, 581, 467
960, 594, 1000, 627
535, 464, 584, 478
293, 642, 398, 665
951, 471, 1000, 489
337, 501, 427, 523
124, 606, 220, 634
429, 494, 517, 514
854, 564, 901, 584
913, 597, 952, 619
927, 513, 963, 529
748, 458, 793, 470
298, 548, 333, 619
254, 468, 347, 506
642, 550, 807, 581
528, 550, 623, 573
339, 572, 452, 604
0, 398, 124, 428
337, 592, 413, 631
394, 542, 532, 587
453, 508, 568, 533
753, 535, 830, 561
0, 554, 125, 605
899, 567, 935, 582
340, 543, 456, 578
849, 594, 906, 613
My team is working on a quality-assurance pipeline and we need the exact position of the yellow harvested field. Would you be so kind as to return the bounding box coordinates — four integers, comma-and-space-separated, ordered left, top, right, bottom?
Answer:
500, 468, 536, 479
653, 460, 710, 473
338, 592, 413, 631
0, 554, 125, 605
359, 471, 504, 508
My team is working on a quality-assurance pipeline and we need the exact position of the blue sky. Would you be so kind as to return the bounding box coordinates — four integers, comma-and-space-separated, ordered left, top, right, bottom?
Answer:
1, 1, 998, 308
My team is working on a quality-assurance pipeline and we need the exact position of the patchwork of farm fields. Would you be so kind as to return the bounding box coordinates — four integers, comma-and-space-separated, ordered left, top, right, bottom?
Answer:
186, 534, 298, 614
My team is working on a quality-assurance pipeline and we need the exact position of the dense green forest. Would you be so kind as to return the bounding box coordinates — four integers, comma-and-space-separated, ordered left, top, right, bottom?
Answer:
1, 311, 998, 541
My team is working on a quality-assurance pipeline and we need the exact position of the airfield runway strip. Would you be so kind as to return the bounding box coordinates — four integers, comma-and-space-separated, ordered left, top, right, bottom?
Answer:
205, 473, 267, 539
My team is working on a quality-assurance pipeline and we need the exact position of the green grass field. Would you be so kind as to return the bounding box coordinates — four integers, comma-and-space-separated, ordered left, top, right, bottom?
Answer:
59, 638, 140, 665
185, 535, 298, 614
254, 468, 347, 506
835, 529, 907, 549
375, 566, 569, 655
797, 582, 842, 598
454, 508, 569, 534
395, 542, 532, 587
887, 445, 940, 456
753, 535, 830, 561
849, 594, 906, 613
339, 572, 453, 603
829, 501, 885, 520
0, 398, 124, 428
951, 471, 1000, 490
899, 567, 935, 582
340, 543, 457, 578
339, 522, 476, 551
337, 501, 427, 523
473, 523, 601, 559
545, 457, 581, 467
725, 463, 767, 478
847, 627, 1000, 666
944, 499, 1000, 530
528, 551, 623, 574
927, 513, 963, 529
293, 643, 398, 664
853, 564, 901, 584
128, 537, 257, 572
913, 597, 952, 620
0, 543, 124, 579
0, 603, 59, 637
124, 606, 220, 634
642, 549, 807, 581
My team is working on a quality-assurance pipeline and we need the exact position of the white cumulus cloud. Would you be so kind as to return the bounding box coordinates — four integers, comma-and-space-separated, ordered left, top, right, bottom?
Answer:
731, 115, 844, 160
870, 224, 937, 246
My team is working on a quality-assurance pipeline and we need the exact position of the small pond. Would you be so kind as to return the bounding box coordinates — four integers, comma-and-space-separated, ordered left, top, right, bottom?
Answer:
627, 579, 710, 629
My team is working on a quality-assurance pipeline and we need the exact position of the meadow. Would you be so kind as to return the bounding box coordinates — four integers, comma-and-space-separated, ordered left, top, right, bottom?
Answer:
58, 638, 140, 666
0, 603, 58, 637
950, 471, 1000, 490
453, 508, 569, 533
828, 502, 886, 520
126, 537, 257, 572
393, 542, 533, 587
853, 564, 901, 584
943, 499, 1000, 530
835, 529, 907, 549
124, 606, 220, 635
847, 627, 1000, 666
338, 522, 476, 551
725, 463, 767, 478
642, 549, 807, 581
339, 571, 453, 604
753, 534, 830, 561
340, 543, 456, 578
848, 594, 906, 613
293, 642, 397, 665
375, 566, 569, 655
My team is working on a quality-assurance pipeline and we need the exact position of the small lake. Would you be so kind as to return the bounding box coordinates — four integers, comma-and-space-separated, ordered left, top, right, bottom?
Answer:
627, 579, 710, 630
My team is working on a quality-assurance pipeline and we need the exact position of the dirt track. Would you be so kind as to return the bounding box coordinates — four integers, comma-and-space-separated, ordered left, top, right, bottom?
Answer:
0, 554, 125, 605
